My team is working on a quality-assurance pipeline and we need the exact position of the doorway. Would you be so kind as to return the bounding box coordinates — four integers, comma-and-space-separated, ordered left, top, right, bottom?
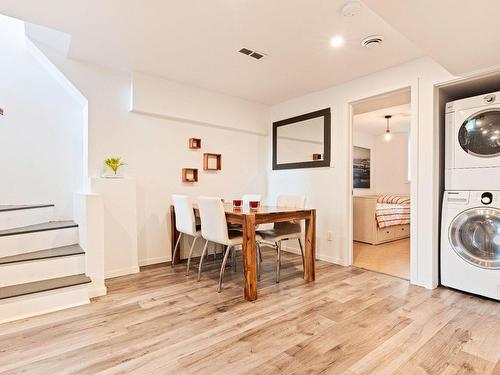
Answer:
350, 88, 412, 279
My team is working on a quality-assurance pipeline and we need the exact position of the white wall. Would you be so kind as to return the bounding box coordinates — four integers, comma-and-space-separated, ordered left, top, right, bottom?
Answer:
268, 57, 453, 288
374, 132, 410, 196
132, 72, 268, 135
39, 45, 268, 266
0, 15, 85, 219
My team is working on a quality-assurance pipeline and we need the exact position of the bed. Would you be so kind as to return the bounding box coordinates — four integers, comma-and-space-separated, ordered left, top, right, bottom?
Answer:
353, 195, 410, 245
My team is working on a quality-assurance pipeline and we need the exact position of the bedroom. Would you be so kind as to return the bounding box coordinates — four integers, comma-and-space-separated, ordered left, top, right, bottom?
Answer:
351, 88, 412, 279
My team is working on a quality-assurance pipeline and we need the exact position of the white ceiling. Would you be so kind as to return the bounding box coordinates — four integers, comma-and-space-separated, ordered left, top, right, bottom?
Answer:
353, 103, 411, 135
0, 0, 424, 104
363, 0, 500, 75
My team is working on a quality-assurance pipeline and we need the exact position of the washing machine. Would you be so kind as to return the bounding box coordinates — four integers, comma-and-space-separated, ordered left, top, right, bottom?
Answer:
441, 190, 500, 300
445, 91, 500, 190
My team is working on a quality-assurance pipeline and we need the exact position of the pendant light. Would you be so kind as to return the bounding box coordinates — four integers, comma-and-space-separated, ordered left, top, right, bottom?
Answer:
384, 115, 392, 142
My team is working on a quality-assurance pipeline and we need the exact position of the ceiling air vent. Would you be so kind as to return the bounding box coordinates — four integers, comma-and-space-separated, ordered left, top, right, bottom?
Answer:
238, 48, 265, 60
361, 35, 384, 48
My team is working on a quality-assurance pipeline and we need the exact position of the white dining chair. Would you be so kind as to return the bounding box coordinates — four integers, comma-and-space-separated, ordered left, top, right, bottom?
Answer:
197, 196, 262, 292
258, 194, 306, 283
171, 195, 203, 275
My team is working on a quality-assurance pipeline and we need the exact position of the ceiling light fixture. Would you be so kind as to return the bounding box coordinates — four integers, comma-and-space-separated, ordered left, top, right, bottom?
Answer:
330, 35, 344, 48
384, 115, 392, 142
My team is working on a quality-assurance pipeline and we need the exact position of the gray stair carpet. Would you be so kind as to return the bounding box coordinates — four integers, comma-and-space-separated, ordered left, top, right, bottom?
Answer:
0, 274, 91, 300
0, 221, 78, 237
0, 244, 84, 265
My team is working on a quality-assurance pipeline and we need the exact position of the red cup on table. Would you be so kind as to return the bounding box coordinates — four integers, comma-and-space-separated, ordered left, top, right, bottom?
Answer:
233, 199, 242, 208
249, 200, 260, 209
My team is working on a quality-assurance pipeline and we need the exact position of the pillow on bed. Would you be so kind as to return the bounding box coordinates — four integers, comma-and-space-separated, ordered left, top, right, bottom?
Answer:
377, 195, 410, 204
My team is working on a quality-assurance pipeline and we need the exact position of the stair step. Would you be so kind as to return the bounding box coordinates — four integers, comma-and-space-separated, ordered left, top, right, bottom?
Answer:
0, 221, 77, 237
0, 205, 55, 231
0, 204, 54, 212
0, 274, 91, 300
0, 244, 84, 265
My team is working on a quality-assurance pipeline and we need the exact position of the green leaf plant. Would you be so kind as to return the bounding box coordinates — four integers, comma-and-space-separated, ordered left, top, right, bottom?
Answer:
104, 157, 126, 175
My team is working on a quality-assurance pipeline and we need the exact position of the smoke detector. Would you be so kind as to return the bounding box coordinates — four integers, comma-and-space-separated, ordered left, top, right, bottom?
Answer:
341, 1, 362, 17
361, 35, 384, 48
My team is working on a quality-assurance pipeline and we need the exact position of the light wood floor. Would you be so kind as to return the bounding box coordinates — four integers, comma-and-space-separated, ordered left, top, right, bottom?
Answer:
353, 238, 410, 279
0, 248, 499, 374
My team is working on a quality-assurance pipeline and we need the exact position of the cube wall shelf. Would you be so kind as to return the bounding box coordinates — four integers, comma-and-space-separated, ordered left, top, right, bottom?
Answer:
203, 153, 222, 171
182, 168, 198, 182
188, 138, 201, 149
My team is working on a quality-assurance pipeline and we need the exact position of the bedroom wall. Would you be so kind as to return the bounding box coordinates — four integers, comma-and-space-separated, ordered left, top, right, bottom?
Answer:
374, 132, 410, 196
268, 57, 453, 289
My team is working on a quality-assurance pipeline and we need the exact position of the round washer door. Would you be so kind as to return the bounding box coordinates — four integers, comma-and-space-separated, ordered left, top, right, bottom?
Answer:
458, 110, 500, 157
449, 207, 500, 269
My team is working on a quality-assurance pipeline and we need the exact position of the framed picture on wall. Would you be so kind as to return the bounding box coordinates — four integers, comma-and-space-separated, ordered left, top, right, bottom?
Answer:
353, 146, 371, 188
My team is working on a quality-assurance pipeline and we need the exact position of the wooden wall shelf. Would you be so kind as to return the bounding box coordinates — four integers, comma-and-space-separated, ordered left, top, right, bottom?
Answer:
188, 138, 201, 149
203, 153, 222, 171
182, 168, 198, 182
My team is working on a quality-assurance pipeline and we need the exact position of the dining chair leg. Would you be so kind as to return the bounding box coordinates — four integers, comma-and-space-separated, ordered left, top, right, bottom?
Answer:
218, 245, 232, 292
276, 241, 282, 283
232, 247, 237, 272
171, 233, 182, 267
185, 236, 199, 276
256, 242, 262, 281
197, 240, 209, 281
298, 238, 305, 275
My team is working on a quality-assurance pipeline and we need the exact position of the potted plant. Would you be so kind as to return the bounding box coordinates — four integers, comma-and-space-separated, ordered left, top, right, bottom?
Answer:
102, 157, 126, 178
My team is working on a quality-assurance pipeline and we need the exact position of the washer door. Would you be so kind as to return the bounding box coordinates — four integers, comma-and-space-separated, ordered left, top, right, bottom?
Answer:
449, 208, 500, 269
458, 110, 500, 158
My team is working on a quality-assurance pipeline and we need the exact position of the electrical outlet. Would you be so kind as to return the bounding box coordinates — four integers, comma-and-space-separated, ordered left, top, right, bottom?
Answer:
327, 231, 333, 241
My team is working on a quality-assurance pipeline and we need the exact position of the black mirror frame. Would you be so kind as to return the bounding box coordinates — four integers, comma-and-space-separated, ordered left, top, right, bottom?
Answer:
272, 108, 331, 170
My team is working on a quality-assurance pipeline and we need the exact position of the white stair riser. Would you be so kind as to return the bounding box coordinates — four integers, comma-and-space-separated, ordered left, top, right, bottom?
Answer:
0, 255, 85, 287
0, 207, 54, 231
0, 285, 89, 325
0, 227, 79, 257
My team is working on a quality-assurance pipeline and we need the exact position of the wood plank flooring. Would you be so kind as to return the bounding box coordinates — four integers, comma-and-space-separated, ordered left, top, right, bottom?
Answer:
353, 238, 410, 279
0, 248, 498, 374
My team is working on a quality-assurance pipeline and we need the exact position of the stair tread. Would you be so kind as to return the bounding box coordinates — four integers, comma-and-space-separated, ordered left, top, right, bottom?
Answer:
0, 244, 84, 265
0, 221, 78, 237
0, 274, 91, 300
0, 204, 54, 212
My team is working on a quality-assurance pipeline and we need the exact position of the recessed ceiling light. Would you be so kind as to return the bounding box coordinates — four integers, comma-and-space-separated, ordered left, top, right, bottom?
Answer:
330, 35, 344, 48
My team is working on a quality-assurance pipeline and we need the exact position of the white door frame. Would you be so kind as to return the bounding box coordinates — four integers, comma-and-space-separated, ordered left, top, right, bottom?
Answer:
346, 82, 419, 284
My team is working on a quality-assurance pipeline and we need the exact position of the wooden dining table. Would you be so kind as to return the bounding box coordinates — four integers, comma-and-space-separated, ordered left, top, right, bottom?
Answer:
170, 203, 316, 301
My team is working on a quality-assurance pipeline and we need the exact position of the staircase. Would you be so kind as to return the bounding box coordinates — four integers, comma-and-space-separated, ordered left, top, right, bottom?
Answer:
0, 204, 91, 324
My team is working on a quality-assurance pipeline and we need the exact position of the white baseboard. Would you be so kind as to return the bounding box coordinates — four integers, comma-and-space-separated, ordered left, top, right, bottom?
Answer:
104, 266, 140, 279
139, 255, 170, 266
87, 285, 107, 298
316, 253, 346, 266
281, 245, 346, 266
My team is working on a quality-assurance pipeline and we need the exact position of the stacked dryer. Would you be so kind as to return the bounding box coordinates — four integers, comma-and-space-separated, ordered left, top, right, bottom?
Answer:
441, 91, 500, 300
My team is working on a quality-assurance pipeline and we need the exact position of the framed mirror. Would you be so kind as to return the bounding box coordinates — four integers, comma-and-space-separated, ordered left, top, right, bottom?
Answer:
272, 108, 331, 170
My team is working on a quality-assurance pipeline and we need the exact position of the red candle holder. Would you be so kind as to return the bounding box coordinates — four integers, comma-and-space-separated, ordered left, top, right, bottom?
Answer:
249, 201, 260, 209
233, 199, 242, 208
